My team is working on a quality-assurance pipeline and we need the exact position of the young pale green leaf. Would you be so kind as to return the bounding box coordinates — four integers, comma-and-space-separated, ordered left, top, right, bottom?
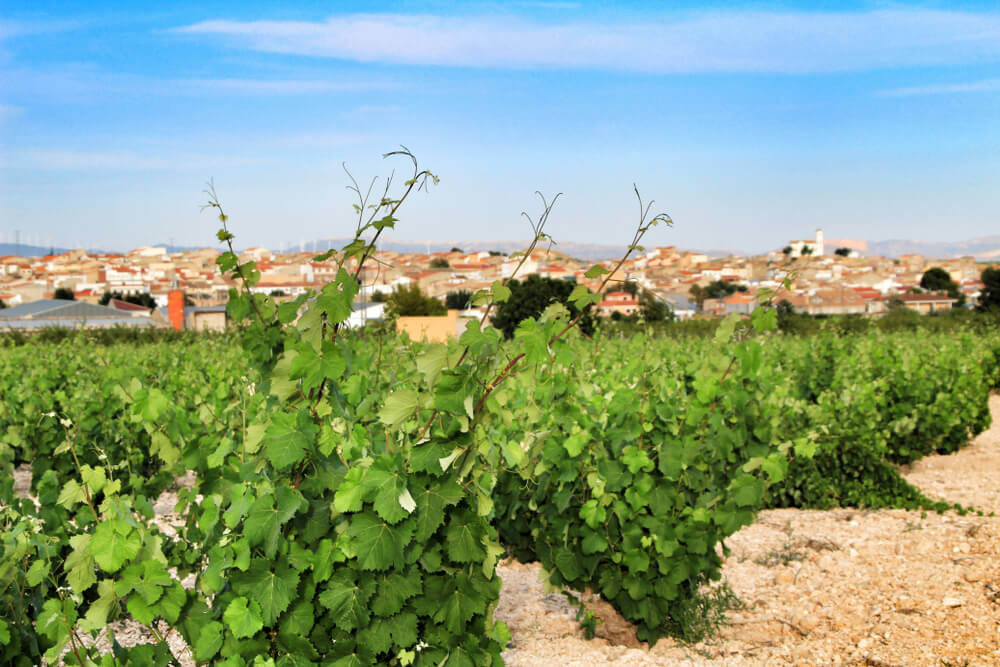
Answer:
224, 597, 265, 639
379, 389, 419, 427
91, 519, 141, 573
64, 533, 97, 594
193, 621, 225, 662
25, 559, 50, 586
334, 467, 368, 513
584, 264, 609, 279
263, 410, 317, 471
490, 280, 511, 303
760, 453, 787, 482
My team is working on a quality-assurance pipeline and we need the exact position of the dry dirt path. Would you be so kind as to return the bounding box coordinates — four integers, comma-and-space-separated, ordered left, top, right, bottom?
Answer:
496, 395, 1000, 666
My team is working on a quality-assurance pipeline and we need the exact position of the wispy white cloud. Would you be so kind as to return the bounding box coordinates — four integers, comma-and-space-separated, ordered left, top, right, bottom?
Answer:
262, 131, 367, 148
0, 149, 264, 171
878, 78, 1000, 97
172, 77, 400, 95
0, 18, 87, 41
173, 9, 1000, 74
0, 64, 402, 103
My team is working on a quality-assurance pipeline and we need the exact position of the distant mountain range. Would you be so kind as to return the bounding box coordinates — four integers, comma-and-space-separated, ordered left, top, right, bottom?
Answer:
3, 236, 999, 261
0, 243, 208, 258
835, 236, 1000, 261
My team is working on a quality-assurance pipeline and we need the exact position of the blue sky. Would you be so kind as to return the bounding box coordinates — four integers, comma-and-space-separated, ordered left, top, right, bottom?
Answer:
0, 1, 998, 253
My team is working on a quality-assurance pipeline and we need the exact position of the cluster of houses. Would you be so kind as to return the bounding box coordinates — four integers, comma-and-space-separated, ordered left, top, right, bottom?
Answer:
0, 229, 990, 335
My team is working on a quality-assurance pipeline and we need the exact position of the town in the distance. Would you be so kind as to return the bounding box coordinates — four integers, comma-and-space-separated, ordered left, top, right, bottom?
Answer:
0, 228, 996, 334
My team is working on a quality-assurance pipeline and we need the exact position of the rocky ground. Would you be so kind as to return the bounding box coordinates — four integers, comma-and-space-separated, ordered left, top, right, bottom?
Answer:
21, 397, 1000, 666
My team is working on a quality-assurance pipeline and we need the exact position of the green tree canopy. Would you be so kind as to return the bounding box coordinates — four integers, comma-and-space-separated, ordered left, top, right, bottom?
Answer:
53, 287, 75, 301
637, 290, 673, 322
979, 267, 1000, 311
385, 283, 446, 317
491, 274, 595, 338
607, 281, 639, 297
445, 290, 473, 310
920, 267, 965, 306
703, 280, 748, 300
834, 247, 852, 257
99, 291, 157, 309
689, 284, 706, 311
430, 258, 450, 269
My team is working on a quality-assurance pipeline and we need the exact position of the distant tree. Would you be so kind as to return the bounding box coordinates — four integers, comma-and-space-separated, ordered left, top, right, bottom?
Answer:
445, 290, 474, 310
638, 290, 672, 322
800, 245, 814, 256
488, 250, 506, 257
53, 287, 75, 301
99, 291, 156, 309
920, 267, 965, 306
703, 280, 747, 300
385, 284, 446, 317
0, 299, 6, 310
908, 287, 924, 294
886, 295, 907, 312
920, 267, 954, 292
834, 247, 852, 257
450, 247, 463, 253
370, 291, 388, 303
979, 267, 1000, 311
689, 284, 706, 312
776, 299, 795, 316
782, 246, 793, 256
608, 280, 639, 297
430, 258, 450, 269
491, 275, 595, 339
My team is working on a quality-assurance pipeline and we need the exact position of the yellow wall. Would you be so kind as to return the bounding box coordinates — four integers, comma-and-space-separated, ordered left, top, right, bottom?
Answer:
396, 310, 463, 342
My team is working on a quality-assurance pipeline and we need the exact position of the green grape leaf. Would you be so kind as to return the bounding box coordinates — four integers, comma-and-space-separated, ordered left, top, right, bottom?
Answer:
194, 621, 224, 662
371, 571, 423, 617
263, 411, 317, 471
224, 597, 264, 639
413, 479, 464, 541
245, 485, 306, 558
346, 513, 413, 571
490, 280, 512, 303
91, 519, 141, 573
232, 559, 300, 625
444, 511, 486, 563
318, 570, 373, 632
65, 533, 97, 594
379, 389, 419, 427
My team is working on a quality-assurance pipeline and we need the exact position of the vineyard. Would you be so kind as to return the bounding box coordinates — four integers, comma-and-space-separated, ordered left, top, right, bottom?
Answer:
2, 166, 999, 666
1, 319, 998, 665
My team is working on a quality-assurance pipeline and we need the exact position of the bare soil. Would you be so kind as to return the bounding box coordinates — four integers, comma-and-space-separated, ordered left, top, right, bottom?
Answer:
20, 397, 1000, 665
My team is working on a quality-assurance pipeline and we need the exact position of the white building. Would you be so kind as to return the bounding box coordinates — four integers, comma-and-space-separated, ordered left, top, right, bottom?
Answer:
787, 229, 825, 257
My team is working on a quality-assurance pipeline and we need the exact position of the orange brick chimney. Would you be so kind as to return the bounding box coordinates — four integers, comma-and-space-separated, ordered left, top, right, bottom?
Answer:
168, 290, 185, 331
